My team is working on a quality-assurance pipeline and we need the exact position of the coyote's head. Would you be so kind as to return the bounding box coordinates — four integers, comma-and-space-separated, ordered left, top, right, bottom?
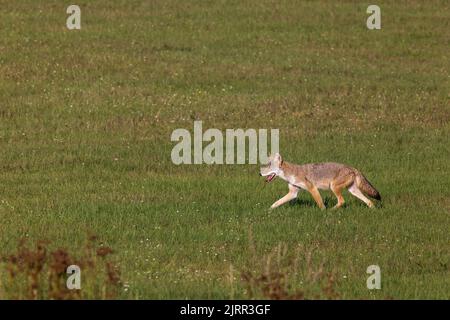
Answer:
259, 153, 283, 183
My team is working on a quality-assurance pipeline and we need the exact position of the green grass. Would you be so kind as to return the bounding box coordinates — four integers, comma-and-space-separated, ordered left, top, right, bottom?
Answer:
0, 0, 449, 299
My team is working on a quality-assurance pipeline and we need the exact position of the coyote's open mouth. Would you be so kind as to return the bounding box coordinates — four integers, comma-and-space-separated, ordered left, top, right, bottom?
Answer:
266, 173, 276, 182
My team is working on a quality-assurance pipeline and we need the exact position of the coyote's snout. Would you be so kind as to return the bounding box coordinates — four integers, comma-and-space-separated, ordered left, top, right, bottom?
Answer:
260, 153, 381, 210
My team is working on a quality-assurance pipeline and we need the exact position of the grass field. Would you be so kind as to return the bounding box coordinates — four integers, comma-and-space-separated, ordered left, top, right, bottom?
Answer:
0, 0, 449, 299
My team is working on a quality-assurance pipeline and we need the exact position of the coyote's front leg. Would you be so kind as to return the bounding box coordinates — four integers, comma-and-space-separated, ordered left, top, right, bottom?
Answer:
306, 185, 326, 210
270, 184, 299, 209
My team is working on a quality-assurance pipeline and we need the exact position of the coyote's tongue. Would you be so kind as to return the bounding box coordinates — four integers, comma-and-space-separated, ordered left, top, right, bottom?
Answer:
266, 173, 276, 182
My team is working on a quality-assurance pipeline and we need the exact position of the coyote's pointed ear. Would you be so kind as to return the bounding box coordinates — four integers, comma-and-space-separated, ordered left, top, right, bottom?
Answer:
274, 153, 282, 163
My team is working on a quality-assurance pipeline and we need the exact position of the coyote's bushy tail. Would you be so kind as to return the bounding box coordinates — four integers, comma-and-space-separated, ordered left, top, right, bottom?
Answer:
356, 172, 381, 200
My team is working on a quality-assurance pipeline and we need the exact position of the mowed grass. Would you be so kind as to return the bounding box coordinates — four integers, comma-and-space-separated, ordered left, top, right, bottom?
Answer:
0, 0, 449, 299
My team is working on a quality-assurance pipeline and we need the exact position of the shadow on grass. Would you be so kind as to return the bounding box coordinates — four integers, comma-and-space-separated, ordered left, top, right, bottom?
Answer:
287, 196, 337, 209
287, 195, 382, 210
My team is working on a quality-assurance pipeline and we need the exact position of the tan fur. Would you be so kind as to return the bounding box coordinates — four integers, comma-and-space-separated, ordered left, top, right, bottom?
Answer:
260, 153, 381, 210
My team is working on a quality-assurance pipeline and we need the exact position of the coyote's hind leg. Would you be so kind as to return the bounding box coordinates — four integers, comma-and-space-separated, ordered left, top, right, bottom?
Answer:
330, 176, 354, 210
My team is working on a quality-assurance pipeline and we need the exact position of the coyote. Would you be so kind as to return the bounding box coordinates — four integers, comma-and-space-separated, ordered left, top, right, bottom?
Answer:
260, 153, 381, 209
